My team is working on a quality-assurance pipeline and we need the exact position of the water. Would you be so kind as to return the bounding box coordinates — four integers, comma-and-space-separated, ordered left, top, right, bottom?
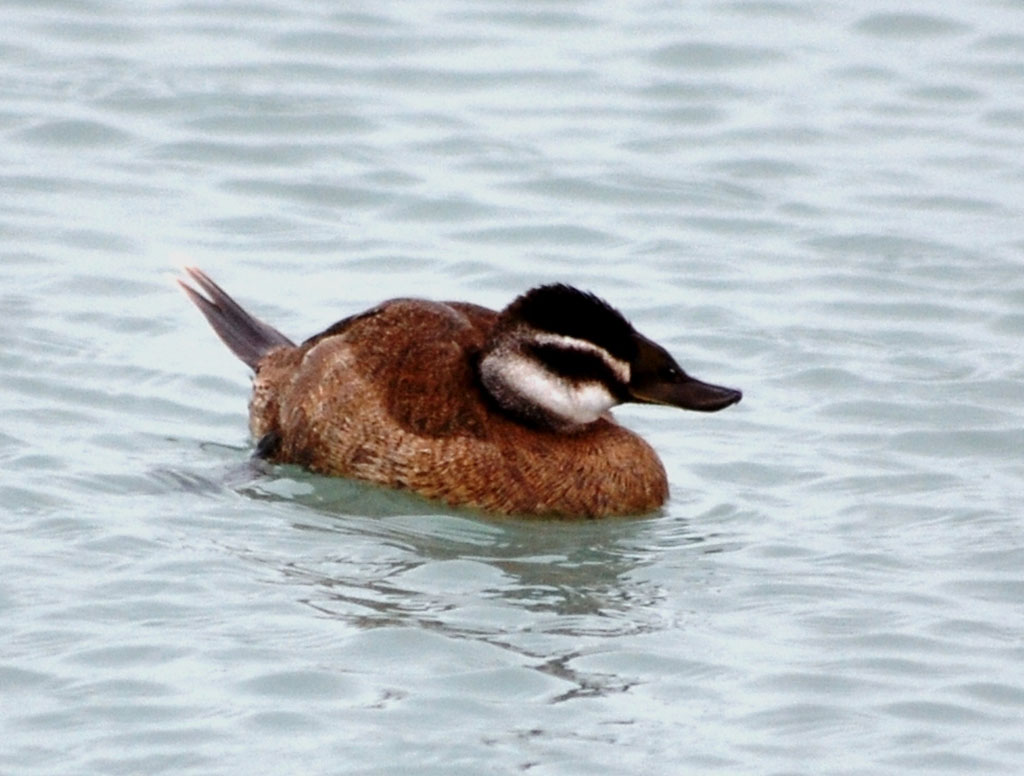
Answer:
2, 1, 1023, 773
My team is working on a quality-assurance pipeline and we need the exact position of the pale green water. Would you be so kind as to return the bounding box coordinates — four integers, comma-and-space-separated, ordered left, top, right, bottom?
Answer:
2, 1, 1024, 774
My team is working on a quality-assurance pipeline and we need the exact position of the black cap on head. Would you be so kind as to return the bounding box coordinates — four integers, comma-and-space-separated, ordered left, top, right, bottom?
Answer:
503, 284, 638, 362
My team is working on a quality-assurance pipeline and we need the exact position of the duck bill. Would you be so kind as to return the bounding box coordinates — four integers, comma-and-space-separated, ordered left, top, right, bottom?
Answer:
630, 375, 742, 413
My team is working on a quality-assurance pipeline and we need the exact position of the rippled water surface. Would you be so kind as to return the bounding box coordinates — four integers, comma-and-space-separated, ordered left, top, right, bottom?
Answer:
3, 1, 1024, 774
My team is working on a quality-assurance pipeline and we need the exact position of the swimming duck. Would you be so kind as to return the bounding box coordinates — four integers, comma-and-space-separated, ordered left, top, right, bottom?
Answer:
178, 267, 741, 517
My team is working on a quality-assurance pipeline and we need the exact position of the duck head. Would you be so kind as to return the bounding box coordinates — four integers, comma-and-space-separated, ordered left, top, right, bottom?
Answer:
478, 284, 742, 430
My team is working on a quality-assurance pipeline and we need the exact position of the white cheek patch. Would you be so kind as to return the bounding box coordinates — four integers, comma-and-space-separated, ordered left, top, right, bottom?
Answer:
502, 354, 618, 425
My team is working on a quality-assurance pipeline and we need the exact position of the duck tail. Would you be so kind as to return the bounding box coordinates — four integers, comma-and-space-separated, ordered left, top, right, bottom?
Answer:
176, 266, 295, 369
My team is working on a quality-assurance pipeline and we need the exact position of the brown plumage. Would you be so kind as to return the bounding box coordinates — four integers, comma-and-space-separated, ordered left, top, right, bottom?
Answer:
178, 267, 741, 517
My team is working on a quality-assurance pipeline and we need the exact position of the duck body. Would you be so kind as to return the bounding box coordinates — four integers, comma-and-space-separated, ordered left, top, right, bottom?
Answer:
179, 268, 741, 517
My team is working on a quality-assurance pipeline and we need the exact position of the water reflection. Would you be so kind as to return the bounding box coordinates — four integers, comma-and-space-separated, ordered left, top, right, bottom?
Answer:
237, 468, 711, 701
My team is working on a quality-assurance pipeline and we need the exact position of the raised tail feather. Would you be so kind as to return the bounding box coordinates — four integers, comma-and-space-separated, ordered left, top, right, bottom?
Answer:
177, 266, 294, 369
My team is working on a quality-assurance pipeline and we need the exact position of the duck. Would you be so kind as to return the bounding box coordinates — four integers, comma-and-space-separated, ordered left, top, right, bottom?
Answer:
177, 267, 741, 517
